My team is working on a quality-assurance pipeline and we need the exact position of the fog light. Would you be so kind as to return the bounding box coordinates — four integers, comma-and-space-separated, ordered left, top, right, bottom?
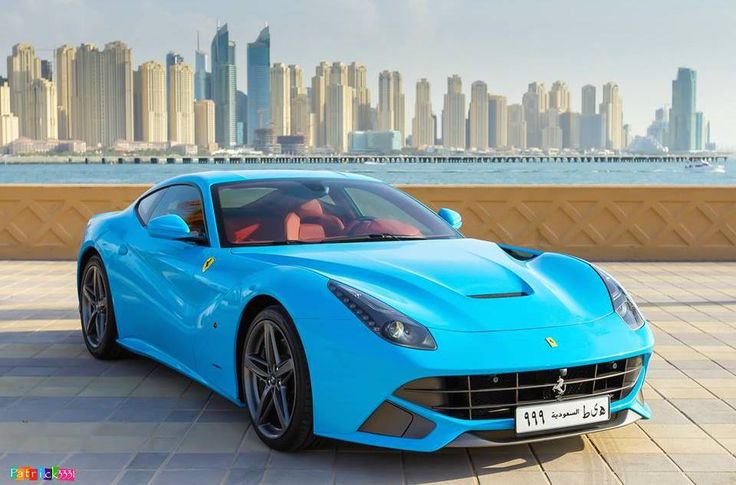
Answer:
384, 321, 405, 340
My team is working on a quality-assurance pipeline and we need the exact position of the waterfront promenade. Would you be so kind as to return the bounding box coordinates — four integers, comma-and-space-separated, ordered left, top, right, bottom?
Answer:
1, 261, 735, 484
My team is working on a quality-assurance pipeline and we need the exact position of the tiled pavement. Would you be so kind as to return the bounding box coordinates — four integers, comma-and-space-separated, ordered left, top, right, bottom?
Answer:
1, 261, 736, 484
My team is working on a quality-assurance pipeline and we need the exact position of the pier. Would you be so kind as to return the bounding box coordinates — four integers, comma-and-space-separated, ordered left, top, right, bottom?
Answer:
69, 154, 731, 165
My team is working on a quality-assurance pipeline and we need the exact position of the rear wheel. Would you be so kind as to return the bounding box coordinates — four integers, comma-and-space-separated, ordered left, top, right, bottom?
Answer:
242, 306, 316, 451
79, 255, 122, 360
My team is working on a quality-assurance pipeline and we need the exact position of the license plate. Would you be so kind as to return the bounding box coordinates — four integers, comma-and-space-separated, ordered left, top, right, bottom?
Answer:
515, 395, 610, 434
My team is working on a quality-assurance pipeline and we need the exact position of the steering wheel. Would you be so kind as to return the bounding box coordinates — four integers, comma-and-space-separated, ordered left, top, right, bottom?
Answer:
347, 216, 377, 235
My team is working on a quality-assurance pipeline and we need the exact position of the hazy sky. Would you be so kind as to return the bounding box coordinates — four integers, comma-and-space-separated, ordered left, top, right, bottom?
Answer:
2, 0, 735, 145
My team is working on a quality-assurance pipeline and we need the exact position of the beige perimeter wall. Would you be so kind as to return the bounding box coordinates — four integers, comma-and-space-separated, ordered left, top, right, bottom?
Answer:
0, 184, 734, 261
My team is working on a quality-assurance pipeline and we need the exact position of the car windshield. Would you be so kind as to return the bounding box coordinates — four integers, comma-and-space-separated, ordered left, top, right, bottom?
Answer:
212, 178, 461, 246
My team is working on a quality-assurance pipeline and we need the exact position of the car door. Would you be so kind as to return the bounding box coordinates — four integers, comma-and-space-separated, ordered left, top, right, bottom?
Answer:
120, 184, 220, 373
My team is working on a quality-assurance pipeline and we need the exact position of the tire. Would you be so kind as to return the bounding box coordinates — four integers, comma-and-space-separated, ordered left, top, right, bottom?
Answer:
79, 255, 122, 360
241, 305, 316, 451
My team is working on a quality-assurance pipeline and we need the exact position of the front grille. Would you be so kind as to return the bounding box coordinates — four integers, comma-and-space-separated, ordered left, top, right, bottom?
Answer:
395, 356, 644, 420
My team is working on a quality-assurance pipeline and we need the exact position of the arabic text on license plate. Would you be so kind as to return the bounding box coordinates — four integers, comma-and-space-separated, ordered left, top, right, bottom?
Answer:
515, 396, 610, 434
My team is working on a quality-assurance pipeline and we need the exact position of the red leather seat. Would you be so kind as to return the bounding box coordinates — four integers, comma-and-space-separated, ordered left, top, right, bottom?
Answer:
285, 200, 345, 242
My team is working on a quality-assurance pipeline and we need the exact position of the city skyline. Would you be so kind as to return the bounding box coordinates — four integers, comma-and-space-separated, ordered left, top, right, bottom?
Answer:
0, 0, 732, 147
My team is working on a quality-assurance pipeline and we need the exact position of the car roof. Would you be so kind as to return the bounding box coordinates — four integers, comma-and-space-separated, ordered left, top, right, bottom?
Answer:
153, 170, 382, 190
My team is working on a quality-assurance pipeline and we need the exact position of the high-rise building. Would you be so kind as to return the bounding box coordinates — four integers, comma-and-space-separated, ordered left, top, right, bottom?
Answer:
669, 67, 697, 152
136, 61, 167, 142
646, 106, 669, 148
488, 95, 507, 149
694, 111, 703, 151
212, 24, 237, 147
348, 62, 371, 131
28, 78, 57, 140
194, 99, 216, 152
0, 80, 20, 145
246, 25, 270, 145
168, 62, 194, 145
41, 60, 53, 81
102, 41, 134, 146
522, 81, 548, 148
165, 51, 183, 138
549, 81, 571, 112
325, 62, 353, 153
236, 90, 247, 145
376, 70, 404, 145
600, 82, 623, 149
581, 85, 596, 115
560, 111, 580, 149
194, 32, 210, 101
541, 109, 562, 150
310, 62, 329, 148
441, 75, 465, 149
411, 78, 434, 147
291, 88, 312, 147
7, 43, 41, 138
468, 81, 489, 150
73, 44, 103, 147
55, 45, 75, 140
270, 63, 290, 137
507, 104, 526, 149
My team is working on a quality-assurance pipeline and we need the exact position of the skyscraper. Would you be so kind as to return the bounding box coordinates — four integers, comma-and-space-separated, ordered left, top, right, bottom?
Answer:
246, 25, 270, 145
102, 41, 134, 146
194, 32, 211, 101
194, 99, 216, 152
73, 44, 103, 147
270, 63, 290, 137
236, 91, 247, 145
6, 43, 41, 138
212, 24, 237, 147
288, 64, 311, 146
348, 62, 371, 131
28, 78, 57, 140
411, 78, 434, 147
507, 104, 526, 149
580, 84, 602, 150
541, 109, 562, 150
581, 85, 596, 115
391, 72, 405, 146
441, 75, 465, 149
600, 82, 623, 149
468, 80, 489, 150
0, 80, 20, 145
136, 61, 167, 142
55, 45, 75, 140
376, 70, 404, 145
310, 62, 329, 148
669, 67, 697, 152
168, 62, 195, 145
40, 60, 53, 82
549, 81, 571, 112
695, 111, 703, 151
488, 95, 507, 149
522, 82, 548, 148
560, 111, 580, 149
165, 51, 183, 138
325, 62, 353, 153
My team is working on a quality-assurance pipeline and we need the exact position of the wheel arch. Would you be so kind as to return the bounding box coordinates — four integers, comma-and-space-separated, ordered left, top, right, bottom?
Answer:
77, 246, 101, 294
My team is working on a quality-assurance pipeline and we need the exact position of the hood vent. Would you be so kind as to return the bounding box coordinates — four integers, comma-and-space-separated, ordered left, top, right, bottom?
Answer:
500, 245, 540, 261
469, 291, 528, 299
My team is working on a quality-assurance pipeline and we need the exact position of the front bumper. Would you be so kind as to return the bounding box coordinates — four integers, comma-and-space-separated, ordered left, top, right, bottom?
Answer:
298, 311, 654, 452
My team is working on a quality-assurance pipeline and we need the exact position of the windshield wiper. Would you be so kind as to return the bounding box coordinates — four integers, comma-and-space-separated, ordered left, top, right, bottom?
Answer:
322, 234, 428, 244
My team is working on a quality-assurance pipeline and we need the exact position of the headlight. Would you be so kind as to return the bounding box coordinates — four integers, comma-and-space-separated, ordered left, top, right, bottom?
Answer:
593, 266, 646, 330
327, 280, 437, 350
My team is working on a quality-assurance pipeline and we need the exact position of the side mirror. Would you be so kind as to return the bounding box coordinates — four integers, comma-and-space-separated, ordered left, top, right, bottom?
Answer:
438, 208, 462, 230
147, 214, 204, 243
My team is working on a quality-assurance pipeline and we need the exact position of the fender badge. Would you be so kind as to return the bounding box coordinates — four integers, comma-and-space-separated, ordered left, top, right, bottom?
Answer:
545, 337, 558, 348
202, 257, 215, 273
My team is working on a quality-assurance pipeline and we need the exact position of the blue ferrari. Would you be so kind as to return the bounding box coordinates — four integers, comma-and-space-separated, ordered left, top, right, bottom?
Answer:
77, 170, 653, 451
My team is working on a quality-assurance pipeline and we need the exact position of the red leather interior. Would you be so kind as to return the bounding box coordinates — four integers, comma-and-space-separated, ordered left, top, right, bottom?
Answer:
284, 199, 345, 241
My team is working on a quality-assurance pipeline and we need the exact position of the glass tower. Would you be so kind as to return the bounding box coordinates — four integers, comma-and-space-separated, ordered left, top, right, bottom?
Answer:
211, 24, 237, 147
194, 32, 211, 101
247, 25, 270, 145
670, 67, 696, 152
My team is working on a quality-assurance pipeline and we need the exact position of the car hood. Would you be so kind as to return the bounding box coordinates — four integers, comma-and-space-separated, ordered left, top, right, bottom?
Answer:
230, 238, 614, 332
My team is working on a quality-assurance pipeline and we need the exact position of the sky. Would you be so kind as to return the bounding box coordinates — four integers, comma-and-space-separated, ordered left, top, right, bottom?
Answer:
1, 0, 735, 146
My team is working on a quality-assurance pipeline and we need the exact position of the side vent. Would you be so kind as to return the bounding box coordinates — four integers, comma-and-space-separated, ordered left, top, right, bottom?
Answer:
500, 244, 540, 261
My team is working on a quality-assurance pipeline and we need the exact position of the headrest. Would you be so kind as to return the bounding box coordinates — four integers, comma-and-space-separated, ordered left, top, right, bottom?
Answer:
297, 199, 323, 218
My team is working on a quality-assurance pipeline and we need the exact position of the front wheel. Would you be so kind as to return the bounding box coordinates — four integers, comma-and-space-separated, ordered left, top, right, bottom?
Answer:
79, 255, 122, 360
241, 306, 316, 451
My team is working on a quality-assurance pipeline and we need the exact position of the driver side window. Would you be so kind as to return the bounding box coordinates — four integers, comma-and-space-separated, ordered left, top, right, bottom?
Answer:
148, 185, 207, 236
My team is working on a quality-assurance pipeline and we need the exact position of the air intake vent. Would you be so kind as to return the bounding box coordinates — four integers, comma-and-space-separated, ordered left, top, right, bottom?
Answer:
469, 292, 528, 299
500, 245, 540, 261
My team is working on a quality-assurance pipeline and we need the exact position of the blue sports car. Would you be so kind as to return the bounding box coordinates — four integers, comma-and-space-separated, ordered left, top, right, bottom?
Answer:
77, 170, 653, 452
